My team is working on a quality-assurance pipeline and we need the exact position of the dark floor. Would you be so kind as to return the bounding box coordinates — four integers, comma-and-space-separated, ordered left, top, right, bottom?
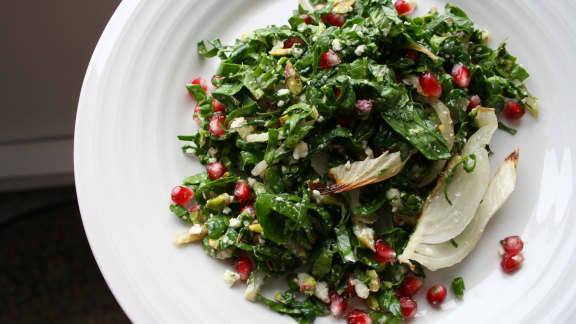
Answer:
0, 187, 130, 323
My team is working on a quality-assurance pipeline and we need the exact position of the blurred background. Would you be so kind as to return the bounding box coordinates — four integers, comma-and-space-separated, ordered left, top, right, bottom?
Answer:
0, 1, 129, 322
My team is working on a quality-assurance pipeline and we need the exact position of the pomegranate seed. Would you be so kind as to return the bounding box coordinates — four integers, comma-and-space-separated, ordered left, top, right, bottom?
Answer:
502, 100, 525, 120
171, 186, 194, 205
394, 0, 412, 15
468, 95, 482, 110
193, 104, 201, 125
405, 50, 418, 61
374, 239, 396, 264
189, 77, 208, 98
207, 162, 227, 180
323, 13, 345, 27
329, 292, 348, 318
212, 98, 226, 112
501, 236, 524, 254
284, 37, 301, 49
355, 99, 373, 118
419, 72, 442, 97
318, 51, 341, 69
234, 256, 253, 282
347, 309, 372, 324
501, 253, 524, 273
240, 204, 256, 217
344, 276, 356, 297
208, 113, 227, 137
299, 14, 313, 25
334, 88, 342, 98
398, 275, 423, 297
426, 285, 447, 306
234, 181, 253, 204
399, 297, 417, 319
451, 63, 471, 88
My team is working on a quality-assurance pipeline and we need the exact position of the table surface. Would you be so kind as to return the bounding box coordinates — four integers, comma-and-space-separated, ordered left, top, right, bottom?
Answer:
0, 187, 129, 323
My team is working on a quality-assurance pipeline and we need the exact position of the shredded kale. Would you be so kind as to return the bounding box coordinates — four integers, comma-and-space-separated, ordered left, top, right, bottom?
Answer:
169, 1, 536, 322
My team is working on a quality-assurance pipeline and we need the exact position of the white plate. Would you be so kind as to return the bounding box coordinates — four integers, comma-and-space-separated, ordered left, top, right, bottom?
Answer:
75, 0, 576, 323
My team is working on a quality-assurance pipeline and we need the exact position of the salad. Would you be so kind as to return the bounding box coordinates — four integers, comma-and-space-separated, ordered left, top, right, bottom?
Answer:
171, 0, 536, 323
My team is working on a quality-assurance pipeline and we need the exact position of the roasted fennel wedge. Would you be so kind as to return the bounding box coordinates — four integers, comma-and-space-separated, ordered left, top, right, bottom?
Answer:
399, 148, 519, 270
416, 108, 498, 244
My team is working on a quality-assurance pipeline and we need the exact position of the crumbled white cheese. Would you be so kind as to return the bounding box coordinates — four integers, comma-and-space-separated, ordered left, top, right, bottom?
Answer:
317, 115, 325, 122
189, 224, 207, 235
247, 177, 257, 187
277, 88, 290, 96
223, 270, 241, 287
354, 44, 366, 56
350, 279, 370, 299
215, 249, 234, 260
229, 117, 254, 140
251, 160, 268, 177
208, 146, 218, 158
386, 188, 403, 212
345, 160, 352, 171
184, 147, 195, 155
222, 207, 231, 215
229, 117, 247, 129
292, 142, 309, 160
312, 189, 323, 204
246, 133, 269, 142
229, 217, 242, 228
275, 197, 284, 202
332, 39, 343, 51
314, 281, 330, 303
277, 100, 285, 107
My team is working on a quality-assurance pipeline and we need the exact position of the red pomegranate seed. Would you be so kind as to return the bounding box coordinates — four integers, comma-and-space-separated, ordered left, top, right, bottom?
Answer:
501, 236, 524, 254
171, 186, 194, 205
211, 75, 223, 87
426, 285, 447, 306
193, 103, 201, 125
329, 292, 348, 318
207, 162, 227, 180
451, 63, 471, 88
419, 72, 442, 97
212, 98, 226, 112
347, 309, 372, 324
189, 77, 208, 97
501, 253, 524, 273
208, 113, 227, 137
468, 95, 482, 110
374, 239, 396, 264
399, 297, 417, 319
323, 13, 346, 27
502, 100, 525, 120
319, 51, 341, 69
344, 276, 356, 297
234, 256, 253, 282
334, 88, 342, 98
284, 37, 301, 49
355, 99, 373, 118
299, 14, 313, 25
240, 204, 256, 217
234, 181, 253, 204
394, 0, 412, 15
398, 275, 423, 297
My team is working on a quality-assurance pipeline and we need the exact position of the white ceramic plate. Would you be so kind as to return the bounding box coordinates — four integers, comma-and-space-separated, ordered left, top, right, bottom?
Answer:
75, 0, 576, 323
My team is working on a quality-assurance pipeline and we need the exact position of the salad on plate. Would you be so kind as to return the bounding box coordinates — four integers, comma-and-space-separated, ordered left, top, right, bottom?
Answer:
170, 0, 536, 322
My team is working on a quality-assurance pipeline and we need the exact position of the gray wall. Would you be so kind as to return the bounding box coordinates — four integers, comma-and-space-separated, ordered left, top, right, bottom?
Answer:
0, 0, 120, 190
